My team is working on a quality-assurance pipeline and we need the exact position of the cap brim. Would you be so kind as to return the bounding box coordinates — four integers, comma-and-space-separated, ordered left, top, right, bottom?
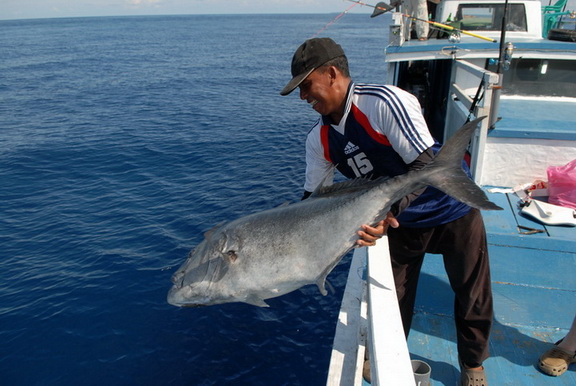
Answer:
280, 67, 316, 96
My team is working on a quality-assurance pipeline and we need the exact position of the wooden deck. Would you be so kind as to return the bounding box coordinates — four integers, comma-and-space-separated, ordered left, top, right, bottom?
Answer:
328, 190, 575, 385
407, 191, 576, 385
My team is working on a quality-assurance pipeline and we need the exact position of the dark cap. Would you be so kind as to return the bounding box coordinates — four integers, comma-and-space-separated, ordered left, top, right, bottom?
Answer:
280, 38, 345, 96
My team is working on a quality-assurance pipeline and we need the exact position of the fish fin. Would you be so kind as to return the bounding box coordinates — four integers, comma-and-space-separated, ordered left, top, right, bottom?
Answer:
308, 164, 386, 198
309, 164, 338, 198
424, 117, 502, 211
316, 278, 335, 296
244, 296, 270, 307
316, 278, 328, 296
312, 177, 388, 198
316, 248, 355, 296
316, 272, 337, 296
325, 279, 336, 295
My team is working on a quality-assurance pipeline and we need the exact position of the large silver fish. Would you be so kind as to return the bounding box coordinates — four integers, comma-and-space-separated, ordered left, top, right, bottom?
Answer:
167, 118, 501, 307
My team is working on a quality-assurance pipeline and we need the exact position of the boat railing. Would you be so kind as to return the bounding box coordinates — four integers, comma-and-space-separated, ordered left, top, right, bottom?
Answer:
327, 237, 416, 385
542, 11, 572, 37
444, 59, 499, 185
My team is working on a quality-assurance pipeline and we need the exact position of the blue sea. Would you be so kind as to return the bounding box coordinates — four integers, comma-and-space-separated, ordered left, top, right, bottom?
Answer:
0, 14, 389, 385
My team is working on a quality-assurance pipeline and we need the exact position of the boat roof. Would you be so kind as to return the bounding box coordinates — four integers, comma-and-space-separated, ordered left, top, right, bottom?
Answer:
385, 0, 576, 61
385, 37, 576, 62
437, 0, 544, 4
440, 0, 543, 2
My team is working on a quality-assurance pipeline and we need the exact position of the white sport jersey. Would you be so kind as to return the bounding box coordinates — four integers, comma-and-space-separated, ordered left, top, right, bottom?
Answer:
304, 83, 434, 192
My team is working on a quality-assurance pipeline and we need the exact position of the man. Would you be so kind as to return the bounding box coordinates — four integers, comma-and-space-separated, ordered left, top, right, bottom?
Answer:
280, 37, 492, 386
404, 0, 430, 40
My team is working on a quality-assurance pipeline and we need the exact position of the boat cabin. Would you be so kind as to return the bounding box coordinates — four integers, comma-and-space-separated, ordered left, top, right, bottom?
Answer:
436, 0, 544, 38
384, 0, 576, 187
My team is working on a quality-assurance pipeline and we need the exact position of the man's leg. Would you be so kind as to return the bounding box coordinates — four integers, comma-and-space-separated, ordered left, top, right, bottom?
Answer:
389, 226, 430, 337
438, 209, 493, 367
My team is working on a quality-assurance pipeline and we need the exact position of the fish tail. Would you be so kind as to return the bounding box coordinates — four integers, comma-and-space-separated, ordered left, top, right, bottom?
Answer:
423, 117, 502, 211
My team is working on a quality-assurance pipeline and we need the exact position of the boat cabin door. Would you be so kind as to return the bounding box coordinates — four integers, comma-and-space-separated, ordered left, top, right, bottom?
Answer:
444, 59, 500, 184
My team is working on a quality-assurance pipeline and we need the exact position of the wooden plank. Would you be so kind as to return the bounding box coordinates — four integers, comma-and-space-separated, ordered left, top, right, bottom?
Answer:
509, 194, 576, 252
507, 193, 547, 232
327, 247, 367, 386
409, 312, 576, 386
482, 191, 576, 251
492, 282, 576, 328
366, 237, 415, 386
409, 313, 460, 384
545, 221, 576, 240
482, 191, 518, 236
417, 246, 576, 328
408, 189, 576, 386
489, 245, 575, 290
488, 323, 576, 386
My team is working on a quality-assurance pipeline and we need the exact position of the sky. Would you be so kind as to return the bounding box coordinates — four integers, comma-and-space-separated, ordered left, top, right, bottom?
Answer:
1, 0, 573, 21
0, 0, 358, 20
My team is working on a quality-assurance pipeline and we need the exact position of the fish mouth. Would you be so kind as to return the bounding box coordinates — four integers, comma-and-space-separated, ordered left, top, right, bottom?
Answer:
167, 285, 209, 308
167, 285, 186, 306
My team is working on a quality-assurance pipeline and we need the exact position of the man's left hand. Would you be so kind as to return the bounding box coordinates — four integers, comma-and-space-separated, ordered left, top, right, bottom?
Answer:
356, 212, 399, 247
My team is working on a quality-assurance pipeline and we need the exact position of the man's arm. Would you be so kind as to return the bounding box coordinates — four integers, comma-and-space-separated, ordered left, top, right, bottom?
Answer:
389, 147, 434, 216
357, 147, 434, 247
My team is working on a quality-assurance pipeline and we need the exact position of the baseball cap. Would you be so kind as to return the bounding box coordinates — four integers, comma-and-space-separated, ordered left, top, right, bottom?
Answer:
280, 38, 345, 96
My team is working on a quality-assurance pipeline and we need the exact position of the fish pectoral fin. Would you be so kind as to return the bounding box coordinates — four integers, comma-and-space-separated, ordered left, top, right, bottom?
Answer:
316, 259, 342, 296
316, 278, 328, 296
244, 295, 270, 307
325, 279, 335, 295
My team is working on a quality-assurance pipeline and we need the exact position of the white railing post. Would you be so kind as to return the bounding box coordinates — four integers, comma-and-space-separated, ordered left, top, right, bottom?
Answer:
366, 236, 415, 385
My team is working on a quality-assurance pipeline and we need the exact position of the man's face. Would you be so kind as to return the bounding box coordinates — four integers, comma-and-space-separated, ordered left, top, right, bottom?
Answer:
298, 67, 337, 116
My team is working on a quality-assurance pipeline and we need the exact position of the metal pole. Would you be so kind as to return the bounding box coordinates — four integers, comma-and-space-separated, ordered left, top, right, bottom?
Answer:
488, 0, 510, 129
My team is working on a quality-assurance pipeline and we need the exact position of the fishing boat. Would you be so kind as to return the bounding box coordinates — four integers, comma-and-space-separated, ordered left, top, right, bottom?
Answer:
327, 0, 576, 384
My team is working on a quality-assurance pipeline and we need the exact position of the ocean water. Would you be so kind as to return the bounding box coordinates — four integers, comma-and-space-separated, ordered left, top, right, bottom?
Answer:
0, 14, 389, 385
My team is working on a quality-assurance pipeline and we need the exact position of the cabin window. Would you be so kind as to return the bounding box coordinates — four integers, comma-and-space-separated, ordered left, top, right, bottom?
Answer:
455, 4, 527, 31
488, 59, 576, 97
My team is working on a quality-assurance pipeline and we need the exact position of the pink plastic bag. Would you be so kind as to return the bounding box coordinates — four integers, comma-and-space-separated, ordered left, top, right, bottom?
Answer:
547, 159, 576, 210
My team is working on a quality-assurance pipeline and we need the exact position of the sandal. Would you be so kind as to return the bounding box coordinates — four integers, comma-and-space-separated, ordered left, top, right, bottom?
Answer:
460, 367, 487, 386
538, 342, 576, 376
363, 349, 371, 383
363, 359, 371, 383
459, 358, 488, 386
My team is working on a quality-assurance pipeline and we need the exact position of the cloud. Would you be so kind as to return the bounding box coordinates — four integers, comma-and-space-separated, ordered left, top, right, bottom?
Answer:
127, 0, 160, 4
127, 0, 163, 6
0, 0, 342, 20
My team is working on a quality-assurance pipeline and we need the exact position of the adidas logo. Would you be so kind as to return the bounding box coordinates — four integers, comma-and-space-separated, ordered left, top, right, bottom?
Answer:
344, 141, 359, 155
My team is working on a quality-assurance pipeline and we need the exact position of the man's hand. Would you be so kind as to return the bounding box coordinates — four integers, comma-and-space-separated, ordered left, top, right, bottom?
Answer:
356, 212, 399, 247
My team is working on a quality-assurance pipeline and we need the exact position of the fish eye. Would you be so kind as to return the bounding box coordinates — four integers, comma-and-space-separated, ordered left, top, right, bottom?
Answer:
226, 250, 238, 262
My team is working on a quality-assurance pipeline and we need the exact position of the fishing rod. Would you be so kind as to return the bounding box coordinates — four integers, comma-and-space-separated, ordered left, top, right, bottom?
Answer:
346, 0, 498, 43
310, 1, 358, 38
